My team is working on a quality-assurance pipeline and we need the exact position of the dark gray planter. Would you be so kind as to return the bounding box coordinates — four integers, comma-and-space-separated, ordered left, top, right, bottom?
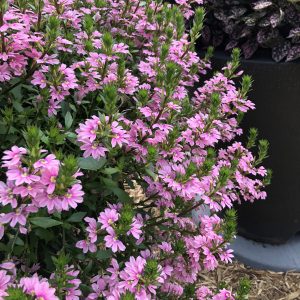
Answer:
211, 51, 300, 244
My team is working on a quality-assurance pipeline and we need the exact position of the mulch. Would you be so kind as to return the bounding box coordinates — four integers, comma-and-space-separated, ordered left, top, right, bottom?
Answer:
200, 261, 300, 300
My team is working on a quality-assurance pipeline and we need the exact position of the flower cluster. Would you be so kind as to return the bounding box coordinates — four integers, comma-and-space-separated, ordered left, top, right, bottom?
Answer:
0, 0, 270, 299
76, 115, 129, 159
77, 204, 143, 254
0, 143, 83, 236
0, 270, 58, 300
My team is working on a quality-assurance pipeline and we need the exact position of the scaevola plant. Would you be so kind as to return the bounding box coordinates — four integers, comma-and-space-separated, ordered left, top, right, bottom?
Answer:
0, 0, 270, 299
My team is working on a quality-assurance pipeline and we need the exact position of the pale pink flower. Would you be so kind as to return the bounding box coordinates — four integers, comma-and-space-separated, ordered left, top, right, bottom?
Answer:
76, 240, 97, 253
98, 208, 119, 230
20, 276, 58, 300
40, 167, 59, 194
61, 183, 84, 210
0, 270, 10, 298
0, 181, 17, 208
2, 146, 27, 167
6, 168, 40, 186
80, 140, 108, 159
104, 228, 126, 253
111, 121, 129, 148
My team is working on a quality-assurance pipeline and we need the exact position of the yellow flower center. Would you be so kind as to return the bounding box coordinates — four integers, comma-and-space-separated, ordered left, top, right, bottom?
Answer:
50, 176, 56, 183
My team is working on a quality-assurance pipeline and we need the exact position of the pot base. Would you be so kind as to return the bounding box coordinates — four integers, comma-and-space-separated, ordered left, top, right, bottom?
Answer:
231, 235, 300, 272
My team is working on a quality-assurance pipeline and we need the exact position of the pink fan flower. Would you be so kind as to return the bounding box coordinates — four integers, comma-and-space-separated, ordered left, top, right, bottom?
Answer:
2, 146, 27, 167
0, 181, 18, 208
84, 217, 98, 243
33, 154, 60, 169
31, 71, 47, 88
111, 121, 129, 148
40, 167, 59, 194
106, 259, 119, 283
6, 167, 40, 186
104, 227, 126, 253
87, 276, 106, 300
76, 115, 100, 143
98, 208, 119, 230
0, 208, 27, 227
35, 192, 62, 213
119, 256, 146, 290
76, 239, 97, 253
13, 184, 42, 199
61, 183, 84, 210
0, 270, 10, 298
20, 276, 58, 300
127, 217, 143, 240
213, 289, 234, 300
80, 140, 108, 159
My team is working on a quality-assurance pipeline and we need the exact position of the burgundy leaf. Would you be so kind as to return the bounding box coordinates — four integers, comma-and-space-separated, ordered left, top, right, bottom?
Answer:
253, 0, 273, 10
258, 17, 271, 27
201, 26, 212, 45
242, 39, 259, 59
225, 40, 238, 51
288, 28, 300, 39
244, 16, 258, 27
286, 45, 300, 62
257, 28, 280, 46
272, 41, 291, 62
212, 32, 224, 47
229, 6, 247, 19
270, 9, 284, 28
214, 9, 228, 22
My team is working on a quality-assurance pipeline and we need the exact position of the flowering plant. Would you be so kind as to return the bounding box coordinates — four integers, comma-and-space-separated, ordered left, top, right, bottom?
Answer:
0, 0, 270, 299
201, 0, 300, 62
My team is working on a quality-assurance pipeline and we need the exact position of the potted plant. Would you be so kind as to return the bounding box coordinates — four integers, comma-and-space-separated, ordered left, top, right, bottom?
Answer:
197, 0, 300, 244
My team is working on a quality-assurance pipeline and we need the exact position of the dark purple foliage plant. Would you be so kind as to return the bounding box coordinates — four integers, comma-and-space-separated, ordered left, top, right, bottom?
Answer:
202, 0, 300, 61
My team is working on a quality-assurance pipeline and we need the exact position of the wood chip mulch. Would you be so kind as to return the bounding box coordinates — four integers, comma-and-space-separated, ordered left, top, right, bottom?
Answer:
200, 261, 300, 300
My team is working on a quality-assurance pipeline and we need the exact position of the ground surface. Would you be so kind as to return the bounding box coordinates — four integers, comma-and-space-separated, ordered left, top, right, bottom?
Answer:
201, 261, 300, 300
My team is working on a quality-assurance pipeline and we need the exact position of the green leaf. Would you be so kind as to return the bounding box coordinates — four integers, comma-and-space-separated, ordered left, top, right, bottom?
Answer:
102, 177, 118, 188
111, 187, 131, 202
78, 157, 106, 170
102, 167, 120, 175
145, 167, 157, 179
30, 217, 63, 229
15, 237, 24, 246
12, 101, 24, 112
67, 212, 87, 223
96, 250, 112, 260
102, 178, 131, 202
34, 228, 55, 243
64, 111, 73, 129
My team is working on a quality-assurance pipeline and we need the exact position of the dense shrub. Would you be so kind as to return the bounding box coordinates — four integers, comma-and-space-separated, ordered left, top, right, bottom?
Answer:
0, 0, 269, 299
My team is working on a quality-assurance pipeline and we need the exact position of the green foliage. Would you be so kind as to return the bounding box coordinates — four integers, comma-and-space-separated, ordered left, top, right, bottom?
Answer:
121, 292, 135, 300
5, 288, 29, 300
222, 209, 237, 242
30, 217, 63, 229
236, 277, 251, 300
78, 157, 106, 170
